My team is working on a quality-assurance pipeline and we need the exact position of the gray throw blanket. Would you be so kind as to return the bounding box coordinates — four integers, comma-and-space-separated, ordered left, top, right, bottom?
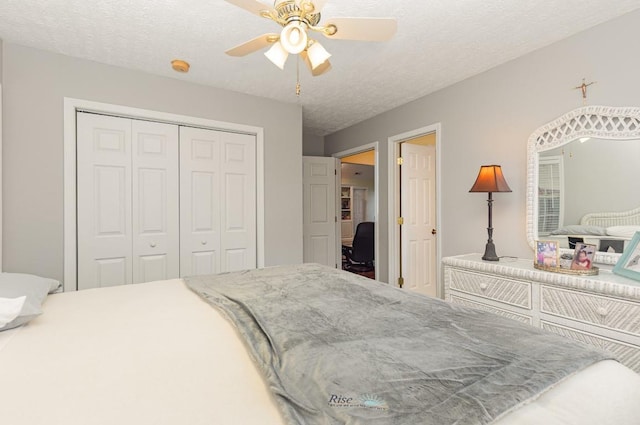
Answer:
185, 263, 611, 425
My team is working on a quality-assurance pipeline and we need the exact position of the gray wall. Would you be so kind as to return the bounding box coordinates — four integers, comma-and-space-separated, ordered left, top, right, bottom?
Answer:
324, 10, 640, 283
542, 139, 640, 226
2, 43, 303, 282
302, 131, 325, 156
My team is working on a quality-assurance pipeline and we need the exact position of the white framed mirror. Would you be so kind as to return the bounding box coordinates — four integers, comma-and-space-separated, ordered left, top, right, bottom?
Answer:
526, 105, 640, 265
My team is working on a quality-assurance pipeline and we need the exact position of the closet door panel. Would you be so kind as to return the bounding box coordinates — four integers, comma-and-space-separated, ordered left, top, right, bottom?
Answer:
192, 251, 218, 276
132, 120, 179, 283
77, 113, 133, 290
139, 255, 168, 283
95, 165, 128, 236
77, 114, 256, 288
180, 127, 222, 276
96, 258, 129, 287
187, 171, 219, 275
220, 132, 257, 272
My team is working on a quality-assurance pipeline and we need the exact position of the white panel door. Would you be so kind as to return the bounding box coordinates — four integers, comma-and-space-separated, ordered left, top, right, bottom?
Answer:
77, 113, 133, 290
401, 143, 437, 297
303, 156, 339, 267
131, 120, 180, 283
219, 131, 257, 272
180, 127, 256, 276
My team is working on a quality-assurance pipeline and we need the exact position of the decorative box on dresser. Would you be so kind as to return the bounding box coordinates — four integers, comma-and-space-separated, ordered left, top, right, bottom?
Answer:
443, 254, 640, 373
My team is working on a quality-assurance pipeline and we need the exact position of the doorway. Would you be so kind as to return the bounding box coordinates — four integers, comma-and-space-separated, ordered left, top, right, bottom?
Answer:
388, 125, 441, 297
333, 143, 379, 280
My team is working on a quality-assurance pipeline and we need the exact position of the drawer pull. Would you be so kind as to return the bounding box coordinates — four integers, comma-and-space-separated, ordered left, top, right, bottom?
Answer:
149, 242, 156, 248
597, 307, 608, 317
479, 283, 488, 291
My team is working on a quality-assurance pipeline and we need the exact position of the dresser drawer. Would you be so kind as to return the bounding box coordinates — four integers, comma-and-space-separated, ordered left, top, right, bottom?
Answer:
448, 269, 531, 309
541, 286, 640, 337
450, 295, 532, 325
541, 321, 640, 373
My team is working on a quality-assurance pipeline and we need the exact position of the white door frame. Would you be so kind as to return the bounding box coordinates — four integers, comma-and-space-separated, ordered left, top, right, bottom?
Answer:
63, 98, 265, 292
388, 124, 442, 296
332, 142, 379, 279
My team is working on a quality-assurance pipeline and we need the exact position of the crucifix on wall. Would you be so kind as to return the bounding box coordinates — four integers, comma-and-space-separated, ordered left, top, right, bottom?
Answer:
573, 78, 597, 104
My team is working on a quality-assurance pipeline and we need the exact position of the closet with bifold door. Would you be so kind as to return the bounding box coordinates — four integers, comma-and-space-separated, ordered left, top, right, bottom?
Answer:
76, 112, 256, 290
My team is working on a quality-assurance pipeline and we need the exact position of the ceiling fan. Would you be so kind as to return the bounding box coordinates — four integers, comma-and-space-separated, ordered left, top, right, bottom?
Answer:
224, 0, 397, 77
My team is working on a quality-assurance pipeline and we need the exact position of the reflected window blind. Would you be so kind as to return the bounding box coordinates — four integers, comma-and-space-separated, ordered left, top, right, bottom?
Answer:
538, 157, 563, 235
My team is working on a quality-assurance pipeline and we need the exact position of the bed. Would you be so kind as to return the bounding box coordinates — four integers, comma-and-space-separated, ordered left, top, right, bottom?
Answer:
547, 206, 640, 252
2, 264, 640, 425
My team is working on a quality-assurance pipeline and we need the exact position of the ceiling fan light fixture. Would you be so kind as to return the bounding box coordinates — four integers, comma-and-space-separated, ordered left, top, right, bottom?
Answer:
310, 58, 331, 76
280, 21, 308, 54
301, 49, 332, 76
306, 40, 331, 70
264, 41, 289, 69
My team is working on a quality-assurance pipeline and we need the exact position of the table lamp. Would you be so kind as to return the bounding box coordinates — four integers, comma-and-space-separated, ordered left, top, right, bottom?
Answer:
469, 165, 512, 261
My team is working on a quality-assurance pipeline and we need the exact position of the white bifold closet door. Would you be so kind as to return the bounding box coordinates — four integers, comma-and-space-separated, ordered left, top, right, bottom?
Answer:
77, 113, 179, 289
77, 113, 256, 290
179, 126, 256, 276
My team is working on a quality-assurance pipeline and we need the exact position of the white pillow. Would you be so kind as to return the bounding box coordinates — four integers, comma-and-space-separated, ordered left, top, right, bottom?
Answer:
0, 274, 54, 331
0, 296, 27, 328
606, 226, 640, 239
550, 225, 607, 236
0, 273, 61, 294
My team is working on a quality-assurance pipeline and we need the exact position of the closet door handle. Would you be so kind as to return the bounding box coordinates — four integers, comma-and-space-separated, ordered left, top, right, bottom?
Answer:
201, 240, 208, 245
149, 242, 157, 248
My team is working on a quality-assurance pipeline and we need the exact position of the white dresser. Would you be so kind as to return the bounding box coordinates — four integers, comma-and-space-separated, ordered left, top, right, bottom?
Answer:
443, 254, 640, 373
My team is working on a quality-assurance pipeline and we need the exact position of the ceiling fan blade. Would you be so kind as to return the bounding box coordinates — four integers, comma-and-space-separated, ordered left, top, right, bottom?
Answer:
323, 17, 397, 41
225, 33, 279, 57
295, 0, 329, 13
224, 0, 271, 17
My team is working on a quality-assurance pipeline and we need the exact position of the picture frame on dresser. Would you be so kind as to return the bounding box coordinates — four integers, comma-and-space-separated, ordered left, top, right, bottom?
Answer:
570, 242, 596, 271
535, 240, 558, 267
613, 231, 640, 281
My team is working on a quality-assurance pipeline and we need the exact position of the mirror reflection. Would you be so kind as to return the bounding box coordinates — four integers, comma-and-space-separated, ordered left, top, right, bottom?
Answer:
527, 106, 640, 264
538, 137, 640, 253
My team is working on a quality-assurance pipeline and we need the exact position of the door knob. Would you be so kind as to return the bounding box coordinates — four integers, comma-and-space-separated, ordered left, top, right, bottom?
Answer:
431, 229, 437, 235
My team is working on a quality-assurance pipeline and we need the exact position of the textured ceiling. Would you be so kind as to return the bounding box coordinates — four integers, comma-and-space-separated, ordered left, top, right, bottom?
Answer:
1, 0, 640, 135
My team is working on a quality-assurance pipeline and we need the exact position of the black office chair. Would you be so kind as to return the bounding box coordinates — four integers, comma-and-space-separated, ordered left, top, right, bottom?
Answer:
343, 222, 374, 273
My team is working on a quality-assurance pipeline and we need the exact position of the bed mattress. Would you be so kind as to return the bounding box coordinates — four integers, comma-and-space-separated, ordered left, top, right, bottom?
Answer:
1, 277, 639, 424
0, 279, 285, 425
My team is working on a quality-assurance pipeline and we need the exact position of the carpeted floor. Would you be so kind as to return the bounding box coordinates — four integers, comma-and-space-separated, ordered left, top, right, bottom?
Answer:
355, 269, 375, 279
342, 263, 375, 280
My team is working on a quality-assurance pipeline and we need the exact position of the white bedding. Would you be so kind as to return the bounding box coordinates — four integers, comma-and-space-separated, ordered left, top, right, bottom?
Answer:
1, 278, 639, 424
0, 279, 285, 425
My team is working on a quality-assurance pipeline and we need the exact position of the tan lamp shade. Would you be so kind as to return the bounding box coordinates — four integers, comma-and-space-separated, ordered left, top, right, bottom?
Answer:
469, 165, 512, 193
